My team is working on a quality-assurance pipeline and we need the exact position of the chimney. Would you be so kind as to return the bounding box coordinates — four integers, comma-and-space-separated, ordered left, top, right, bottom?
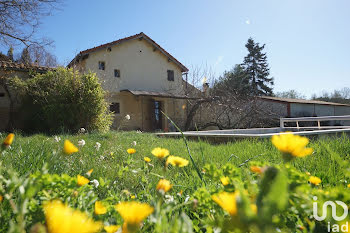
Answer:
202, 83, 209, 97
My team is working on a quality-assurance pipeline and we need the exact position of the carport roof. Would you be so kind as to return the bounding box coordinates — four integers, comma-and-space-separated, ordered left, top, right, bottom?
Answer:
120, 89, 195, 99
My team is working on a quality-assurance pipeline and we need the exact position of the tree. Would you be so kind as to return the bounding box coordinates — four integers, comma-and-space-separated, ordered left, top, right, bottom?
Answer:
19, 47, 32, 64
241, 38, 274, 96
28, 44, 57, 67
7, 47, 14, 61
0, 0, 60, 47
275, 90, 306, 99
213, 65, 252, 97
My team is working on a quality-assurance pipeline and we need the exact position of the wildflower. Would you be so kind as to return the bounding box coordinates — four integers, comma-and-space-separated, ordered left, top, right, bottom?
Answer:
347, 184, 350, 188
144, 157, 151, 163
271, 133, 313, 159
125, 114, 131, 120
115, 202, 153, 232
164, 195, 174, 204
212, 191, 240, 216
44, 200, 102, 233
110, 152, 114, 157
95, 142, 101, 151
127, 148, 136, 154
132, 141, 137, 146
166, 156, 189, 167
0, 195, 3, 202
220, 176, 229, 186
131, 195, 136, 199
250, 204, 258, 214
77, 139, 86, 147
63, 140, 78, 155
94, 201, 107, 215
156, 179, 172, 193
306, 171, 311, 176
104, 225, 120, 233
79, 127, 86, 134
54, 136, 61, 142
90, 179, 99, 188
86, 169, 93, 177
3, 133, 14, 147
309, 176, 321, 185
151, 147, 169, 159
77, 175, 89, 186
250, 166, 263, 174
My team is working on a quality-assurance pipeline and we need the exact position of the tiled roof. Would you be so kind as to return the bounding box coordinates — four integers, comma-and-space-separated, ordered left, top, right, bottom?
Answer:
0, 61, 50, 73
68, 32, 189, 72
259, 96, 350, 107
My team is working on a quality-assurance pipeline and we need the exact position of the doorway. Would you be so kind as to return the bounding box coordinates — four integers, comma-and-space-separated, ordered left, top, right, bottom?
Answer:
153, 100, 162, 130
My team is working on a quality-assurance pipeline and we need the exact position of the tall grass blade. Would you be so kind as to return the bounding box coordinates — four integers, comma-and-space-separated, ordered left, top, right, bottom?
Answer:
161, 111, 205, 184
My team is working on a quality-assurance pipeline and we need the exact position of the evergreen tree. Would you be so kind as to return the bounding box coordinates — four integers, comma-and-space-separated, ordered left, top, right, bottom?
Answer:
20, 47, 32, 64
213, 65, 252, 97
7, 47, 14, 61
241, 38, 274, 96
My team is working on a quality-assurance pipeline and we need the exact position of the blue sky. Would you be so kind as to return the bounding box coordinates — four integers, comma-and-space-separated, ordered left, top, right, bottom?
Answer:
6, 0, 350, 97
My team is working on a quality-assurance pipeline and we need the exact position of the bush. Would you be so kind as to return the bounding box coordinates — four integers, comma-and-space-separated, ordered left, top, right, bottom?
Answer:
10, 68, 113, 133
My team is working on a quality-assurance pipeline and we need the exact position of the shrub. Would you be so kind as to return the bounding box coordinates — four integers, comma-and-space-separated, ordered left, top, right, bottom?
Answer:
10, 68, 113, 133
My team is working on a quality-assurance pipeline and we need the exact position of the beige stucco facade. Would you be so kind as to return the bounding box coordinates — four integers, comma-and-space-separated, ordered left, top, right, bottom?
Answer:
70, 33, 188, 131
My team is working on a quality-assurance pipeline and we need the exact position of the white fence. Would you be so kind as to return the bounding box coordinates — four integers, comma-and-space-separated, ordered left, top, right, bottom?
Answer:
280, 115, 350, 129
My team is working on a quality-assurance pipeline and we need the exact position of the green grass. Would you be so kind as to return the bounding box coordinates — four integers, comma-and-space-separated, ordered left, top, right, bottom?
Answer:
1, 131, 349, 192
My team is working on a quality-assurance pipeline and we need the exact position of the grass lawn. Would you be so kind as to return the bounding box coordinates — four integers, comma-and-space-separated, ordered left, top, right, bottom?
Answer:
2, 131, 349, 188
1, 131, 350, 233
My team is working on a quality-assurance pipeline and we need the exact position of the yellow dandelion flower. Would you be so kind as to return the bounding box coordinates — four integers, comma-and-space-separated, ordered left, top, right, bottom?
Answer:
104, 225, 120, 233
212, 191, 239, 216
309, 176, 321, 185
115, 201, 154, 229
77, 175, 89, 186
166, 156, 189, 167
347, 184, 350, 188
3, 133, 14, 146
94, 201, 107, 215
250, 166, 263, 174
156, 179, 173, 193
63, 140, 79, 155
250, 204, 258, 214
44, 200, 102, 233
271, 133, 313, 158
86, 169, 93, 177
151, 147, 170, 159
144, 157, 151, 163
127, 148, 136, 154
220, 176, 229, 186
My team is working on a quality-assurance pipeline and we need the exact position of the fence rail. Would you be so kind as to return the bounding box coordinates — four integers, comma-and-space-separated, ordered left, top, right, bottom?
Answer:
280, 115, 350, 129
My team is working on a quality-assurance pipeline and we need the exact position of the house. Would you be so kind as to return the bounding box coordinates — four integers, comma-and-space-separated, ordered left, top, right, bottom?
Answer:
68, 32, 190, 131
258, 96, 350, 126
0, 60, 50, 130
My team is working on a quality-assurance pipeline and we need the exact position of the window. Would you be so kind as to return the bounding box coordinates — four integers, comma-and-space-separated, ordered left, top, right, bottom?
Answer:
114, 69, 120, 78
98, 61, 105, 70
110, 102, 120, 114
167, 70, 174, 81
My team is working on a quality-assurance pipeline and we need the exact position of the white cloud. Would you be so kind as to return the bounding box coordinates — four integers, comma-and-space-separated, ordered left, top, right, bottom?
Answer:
245, 19, 251, 25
